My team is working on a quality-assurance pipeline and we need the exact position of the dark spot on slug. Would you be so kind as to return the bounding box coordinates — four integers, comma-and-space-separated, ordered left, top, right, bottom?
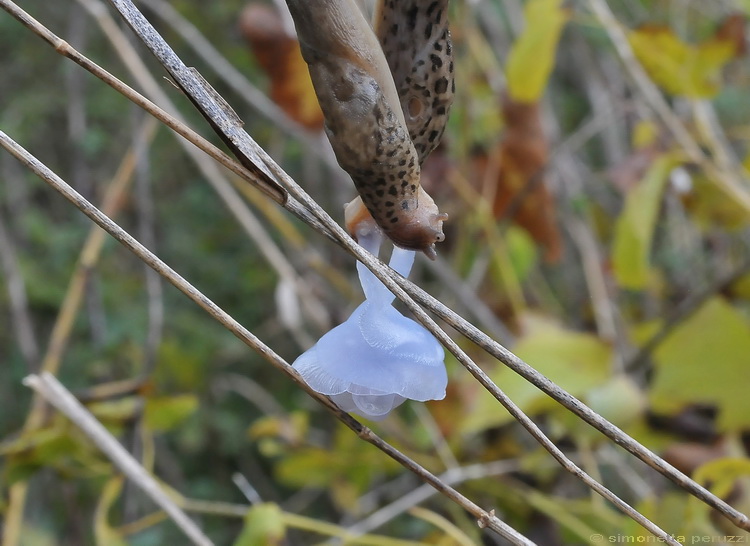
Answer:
406, 5, 418, 30
434, 77, 449, 94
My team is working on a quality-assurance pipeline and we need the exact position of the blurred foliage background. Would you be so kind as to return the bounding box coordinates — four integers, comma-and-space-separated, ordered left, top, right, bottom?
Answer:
2, 0, 750, 544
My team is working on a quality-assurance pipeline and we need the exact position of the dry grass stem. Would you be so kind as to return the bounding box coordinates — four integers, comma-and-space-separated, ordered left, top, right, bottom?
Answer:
23, 372, 213, 546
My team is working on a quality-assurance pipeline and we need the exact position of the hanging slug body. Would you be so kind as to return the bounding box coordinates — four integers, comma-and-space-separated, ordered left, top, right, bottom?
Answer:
375, 0, 455, 165
286, 0, 449, 259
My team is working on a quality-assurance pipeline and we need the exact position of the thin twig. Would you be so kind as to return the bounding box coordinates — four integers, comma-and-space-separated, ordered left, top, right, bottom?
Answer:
0, 208, 39, 368
132, 110, 164, 372
23, 372, 213, 546
137, 0, 339, 171
347, 459, 523, 537
1, 118, 157, 546
72, 0, 334, 340
21, 117, 158, 428
0, 0, 285, 206
0, 130, 532, 545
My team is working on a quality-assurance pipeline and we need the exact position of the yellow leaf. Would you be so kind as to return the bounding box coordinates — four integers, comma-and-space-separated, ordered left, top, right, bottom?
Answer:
612, 153, 681, 289
94, 476, 128, 546
464, 314, 611, 433
683, 174, 750, 230
505, 0, 569, 102
694, 457, 750, 499
247, 412, 308, 445
632, 120, 659, 149
629, 26, 735, 98
650, 298, 750, 431
585, 375, 645, 430
624, 493, 711, 541
730, 272, 750, 300
88, 396, 140, 424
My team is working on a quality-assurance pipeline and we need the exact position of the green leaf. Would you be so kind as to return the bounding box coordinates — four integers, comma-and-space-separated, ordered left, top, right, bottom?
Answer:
505, 0, 569, 102
506, 226, 538, 283
464, 315, 611, 433
144, 394, 199, 432
88, 396, 140, 424
612, 153, 681, 289
1, 422, 110, 484
650, 297, 750, 431
233, 503, 286, 546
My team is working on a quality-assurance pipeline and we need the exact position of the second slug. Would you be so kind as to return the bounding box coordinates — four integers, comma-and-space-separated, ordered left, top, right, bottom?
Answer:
285, 0, 449, 259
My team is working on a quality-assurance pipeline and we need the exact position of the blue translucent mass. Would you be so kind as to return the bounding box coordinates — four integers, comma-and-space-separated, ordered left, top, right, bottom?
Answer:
293, 225, 447, 420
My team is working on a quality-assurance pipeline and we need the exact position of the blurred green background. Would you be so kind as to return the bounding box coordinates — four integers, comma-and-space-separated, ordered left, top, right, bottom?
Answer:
1, 0, 750, 544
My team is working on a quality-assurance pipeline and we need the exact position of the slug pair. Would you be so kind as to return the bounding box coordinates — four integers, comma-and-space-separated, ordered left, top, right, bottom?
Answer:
287, 0, 454, 418
286, 0, 454, 259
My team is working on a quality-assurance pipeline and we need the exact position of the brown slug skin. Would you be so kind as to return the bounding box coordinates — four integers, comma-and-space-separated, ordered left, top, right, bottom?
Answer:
374, 0, 455, 166
286, 0, 447, 258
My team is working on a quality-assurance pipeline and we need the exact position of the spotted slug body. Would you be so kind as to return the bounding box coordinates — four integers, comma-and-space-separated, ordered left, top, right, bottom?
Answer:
286, 0, 448, 258
374, 0, 455, 165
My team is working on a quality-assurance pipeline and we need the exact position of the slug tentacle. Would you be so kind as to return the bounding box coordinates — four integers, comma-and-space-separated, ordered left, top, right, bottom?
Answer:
286, 0, 449, 258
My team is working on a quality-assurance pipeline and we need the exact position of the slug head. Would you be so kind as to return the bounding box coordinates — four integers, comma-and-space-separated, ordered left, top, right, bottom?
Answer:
383, 190, 448, 260
345, 195, 447, 260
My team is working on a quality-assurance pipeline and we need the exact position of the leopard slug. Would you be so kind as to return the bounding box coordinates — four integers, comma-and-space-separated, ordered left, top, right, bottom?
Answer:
374, 0, 455, 165
285, 0, 449, 259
